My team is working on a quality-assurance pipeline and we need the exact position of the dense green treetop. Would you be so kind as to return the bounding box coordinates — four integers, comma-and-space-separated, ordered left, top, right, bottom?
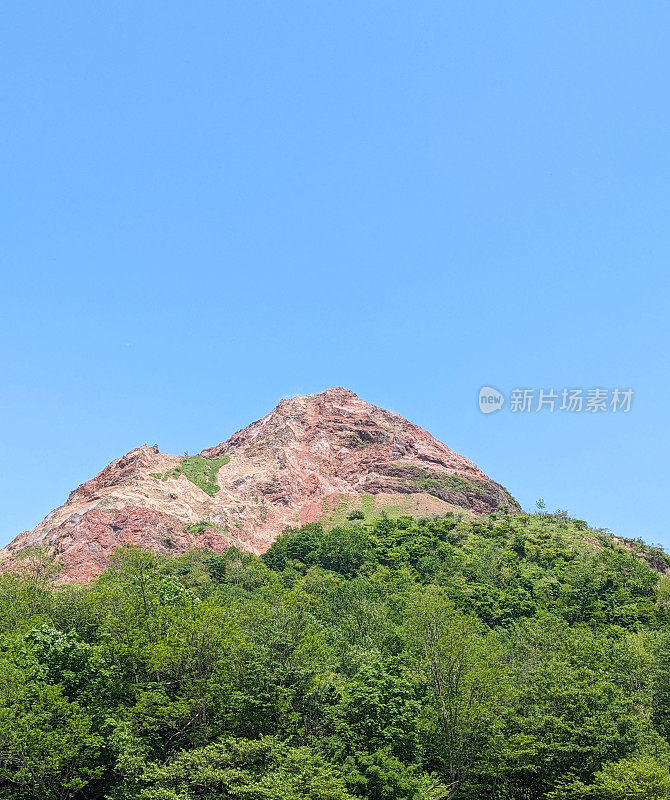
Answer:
0, 510, 669, 799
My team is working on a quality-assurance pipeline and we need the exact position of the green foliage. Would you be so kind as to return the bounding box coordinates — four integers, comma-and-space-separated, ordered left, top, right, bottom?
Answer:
0, 513, 668, 799
0, 661, 103, 799
393, 464, 492, 502
547, 755, 670, 799
151, 455, 230, 496
404, 586, 514, 791
183, 521, 225, 534
116, 735, 356, 800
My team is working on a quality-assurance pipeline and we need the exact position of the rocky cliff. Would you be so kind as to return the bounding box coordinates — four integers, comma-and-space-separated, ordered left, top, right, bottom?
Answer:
0, 388, 519, 581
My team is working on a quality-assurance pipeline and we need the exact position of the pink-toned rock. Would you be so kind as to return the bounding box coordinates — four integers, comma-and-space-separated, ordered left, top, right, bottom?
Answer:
0, 388, 519, 582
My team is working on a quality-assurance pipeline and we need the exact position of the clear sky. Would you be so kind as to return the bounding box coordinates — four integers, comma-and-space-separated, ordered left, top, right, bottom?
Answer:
1, 3, 669, 549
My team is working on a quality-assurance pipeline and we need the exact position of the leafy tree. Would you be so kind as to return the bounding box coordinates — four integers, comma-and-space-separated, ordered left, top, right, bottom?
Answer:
112, 736, 355, 800
403, 586, 514, 796
0, 662, 103, 799
548, 755, 670, 799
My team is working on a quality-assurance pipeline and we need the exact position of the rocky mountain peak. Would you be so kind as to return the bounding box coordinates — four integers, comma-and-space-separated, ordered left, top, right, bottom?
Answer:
0, 388, 519, 581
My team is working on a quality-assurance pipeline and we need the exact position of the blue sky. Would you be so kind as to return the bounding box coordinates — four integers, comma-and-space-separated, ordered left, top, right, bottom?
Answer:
1, 2, 669, 548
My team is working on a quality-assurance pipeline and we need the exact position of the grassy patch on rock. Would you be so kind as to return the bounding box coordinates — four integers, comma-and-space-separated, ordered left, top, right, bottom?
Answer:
151, 455, 230, 497
393, 464, 492, 501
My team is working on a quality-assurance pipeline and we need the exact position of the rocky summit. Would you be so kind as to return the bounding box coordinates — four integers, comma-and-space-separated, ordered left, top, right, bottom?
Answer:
0, 388, 519, 581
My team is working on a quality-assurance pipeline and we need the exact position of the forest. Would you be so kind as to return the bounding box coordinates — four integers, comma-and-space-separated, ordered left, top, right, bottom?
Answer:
1, 510, 669, 799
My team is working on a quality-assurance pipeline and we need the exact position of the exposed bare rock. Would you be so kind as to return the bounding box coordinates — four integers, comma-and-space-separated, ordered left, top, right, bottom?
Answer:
0, 387, 519, 581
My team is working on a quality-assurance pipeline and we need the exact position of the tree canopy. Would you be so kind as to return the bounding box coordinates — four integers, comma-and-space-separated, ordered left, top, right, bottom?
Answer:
0, 510, 668, 799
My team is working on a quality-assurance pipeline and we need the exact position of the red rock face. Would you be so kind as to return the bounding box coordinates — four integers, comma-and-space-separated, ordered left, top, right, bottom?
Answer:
0, 388, 520, 582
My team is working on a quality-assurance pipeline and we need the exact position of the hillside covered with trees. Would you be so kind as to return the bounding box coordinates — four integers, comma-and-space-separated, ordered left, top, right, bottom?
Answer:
1, 510, 670, 799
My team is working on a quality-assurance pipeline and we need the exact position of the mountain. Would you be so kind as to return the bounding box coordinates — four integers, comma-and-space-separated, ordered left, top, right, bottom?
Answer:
0, 387, 519, 581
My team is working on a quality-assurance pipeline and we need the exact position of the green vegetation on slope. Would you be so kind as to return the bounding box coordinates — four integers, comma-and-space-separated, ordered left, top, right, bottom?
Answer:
392, 464, 514, 508
1, 511, 670, 799
151, 454, 230, 497
183, 521, 228, 535
319, 492, 464, 527
405, 467, 485, 495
